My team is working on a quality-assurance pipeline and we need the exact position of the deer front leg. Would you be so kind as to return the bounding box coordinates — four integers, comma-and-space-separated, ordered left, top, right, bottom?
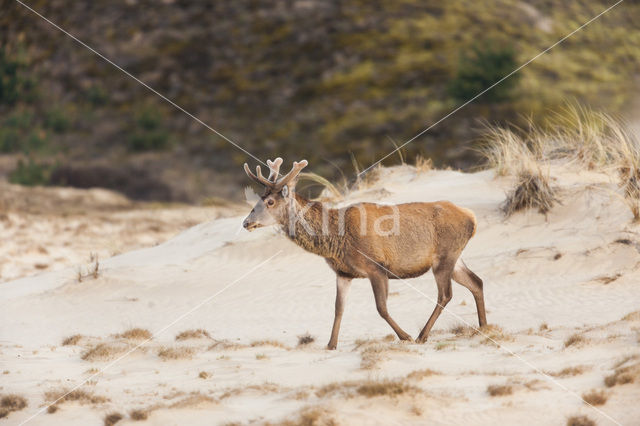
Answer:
369, 270, 413, 342
327, 275, 352, 350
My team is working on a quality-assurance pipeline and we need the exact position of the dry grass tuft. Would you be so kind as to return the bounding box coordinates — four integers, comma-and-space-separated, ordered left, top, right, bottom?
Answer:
47, 405, 58, 414
356, 380, 418, 398
604, 360, 639, 387
198, 371, 210, 379
169, 393, 216, 408
45, 388, 108, 405
502, 168, 558, 217
82, 342, 129, 361
358, 341, 413, 369
415, 155, 433, 173
0, 394, 27, 419
250, 340, 289, 349
406, 369, 440, 381
622, 311, 640, 321
115, 328, 152, 340
130, 409, 148, 421
62, 334, 83, 346
297, 334, 315, 346
175, 329, 211, 341
157, 346, 195, 360
581, 389, 607, 406
271, 406, 336, 426
548, 365, 589, 377
487, 384, 513, 397
104, 412, 123, 426
450, 323, 476, 338
567, 415, 596, 426
564, 334, 586, 348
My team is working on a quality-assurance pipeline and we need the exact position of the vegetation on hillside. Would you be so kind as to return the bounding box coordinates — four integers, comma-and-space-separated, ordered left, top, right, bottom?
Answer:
1, 0, 639, 200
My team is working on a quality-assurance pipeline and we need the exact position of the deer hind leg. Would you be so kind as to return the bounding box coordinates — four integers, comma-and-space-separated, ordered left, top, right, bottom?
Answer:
452, 259, 487, 327
369, 270, 413, 342
327, 275, 352, 350
416, 258, 454, 343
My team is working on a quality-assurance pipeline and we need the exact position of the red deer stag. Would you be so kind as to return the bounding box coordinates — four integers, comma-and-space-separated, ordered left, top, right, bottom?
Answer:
243, 158, 486, 349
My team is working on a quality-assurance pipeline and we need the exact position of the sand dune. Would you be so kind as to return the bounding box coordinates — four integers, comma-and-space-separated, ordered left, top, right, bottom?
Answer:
1, 166, 639, 425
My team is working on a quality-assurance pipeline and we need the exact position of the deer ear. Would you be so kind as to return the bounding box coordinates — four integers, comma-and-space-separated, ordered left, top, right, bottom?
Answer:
281, 185, 289, 198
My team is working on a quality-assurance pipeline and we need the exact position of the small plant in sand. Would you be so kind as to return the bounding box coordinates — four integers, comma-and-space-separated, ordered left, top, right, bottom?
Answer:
297, 334, 315, 346
175, 329, 211, 341
255, 353, 268, 360
502, 166, 558, 217
157, 346, 195, 360
604, 359, 639, 387
548, 365, 589, 377
77, 252, 100, 282
198, 371, 210, 379
0, 394, 27, 419
250, 340, 288, 349
82, 342, 130, 361
62, 334, 83, 346
115, 328, 152, 340
564, 333, 586, 348
581, 389, 607, 406
130, 409, 149, 421
406, 369, 440, 381
566, 415, 596, 426
45, 388, 108, 406
104, 412, 123, 426
487, 384, 513, 397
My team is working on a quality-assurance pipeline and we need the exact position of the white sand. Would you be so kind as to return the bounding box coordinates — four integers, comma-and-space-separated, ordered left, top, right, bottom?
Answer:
1, 165, 639, 425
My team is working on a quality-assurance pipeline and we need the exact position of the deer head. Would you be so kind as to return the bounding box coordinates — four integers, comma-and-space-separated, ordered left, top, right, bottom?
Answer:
242, 158, 308, 231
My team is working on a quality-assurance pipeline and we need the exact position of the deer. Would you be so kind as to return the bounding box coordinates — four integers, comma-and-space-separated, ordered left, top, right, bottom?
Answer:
242, 158, 487, 349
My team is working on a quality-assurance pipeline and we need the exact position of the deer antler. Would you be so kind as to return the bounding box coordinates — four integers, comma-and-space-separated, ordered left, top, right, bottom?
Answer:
274, 160, 308, 191
267, 157, 283, 182
243, 159, 308, 192
243, 163, 273, 187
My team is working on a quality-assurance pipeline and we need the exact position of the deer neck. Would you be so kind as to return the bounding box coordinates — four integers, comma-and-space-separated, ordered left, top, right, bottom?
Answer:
281, 194, 344, 259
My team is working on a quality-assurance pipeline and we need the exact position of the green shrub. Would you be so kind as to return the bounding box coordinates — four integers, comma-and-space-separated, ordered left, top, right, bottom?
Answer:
44, 108, 71, 133
0, 48, 35, 105
85, 85, 109, 106
9, 159, 53, 186
127, 107, 169, 151
448, 41, 520, 103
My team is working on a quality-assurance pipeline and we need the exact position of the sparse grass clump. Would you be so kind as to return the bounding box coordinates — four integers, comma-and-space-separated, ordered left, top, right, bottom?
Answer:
104, 412, 123, 426
548, 365, 588, 377
564, 334, 586, 348
157, 346, 195, 360
297, 334, 315, 346
198, 371, 210, 379
62, 334, 83, 346
175, 329, 211, 341
604, 360, 639, 387
622, 311, 640, 321
82, 342, 129, 361
250, 340, 288, 349
0, 394, 27, 419
272, 406, 335, 426
130, 409, 149, 421
487, 384, 513, 397
358, 341, 413, 369
406, 369, 440, 381
115, 328, 152, 340
356, 380, 418, 398
44, 388, 108, 405
567, 415, 596, 426
502, 168, 558, 217
581, 389, 607, 406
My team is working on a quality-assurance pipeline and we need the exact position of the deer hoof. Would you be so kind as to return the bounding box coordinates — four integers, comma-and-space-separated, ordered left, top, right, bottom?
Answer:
327, 343, 337, 350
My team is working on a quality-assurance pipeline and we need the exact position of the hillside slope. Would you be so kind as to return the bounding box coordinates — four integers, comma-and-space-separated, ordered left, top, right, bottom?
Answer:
2, 0, 640, 200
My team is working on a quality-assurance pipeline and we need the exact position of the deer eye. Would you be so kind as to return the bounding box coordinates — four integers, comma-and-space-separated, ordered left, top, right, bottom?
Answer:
266, 199, 275, 207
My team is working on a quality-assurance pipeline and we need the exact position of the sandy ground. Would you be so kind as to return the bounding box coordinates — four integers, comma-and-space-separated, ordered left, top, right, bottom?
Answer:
1, 165, 639, 425
0, 183, 242, 282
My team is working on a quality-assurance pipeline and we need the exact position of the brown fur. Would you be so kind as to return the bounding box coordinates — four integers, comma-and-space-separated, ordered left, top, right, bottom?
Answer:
244, 159, 487, 349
